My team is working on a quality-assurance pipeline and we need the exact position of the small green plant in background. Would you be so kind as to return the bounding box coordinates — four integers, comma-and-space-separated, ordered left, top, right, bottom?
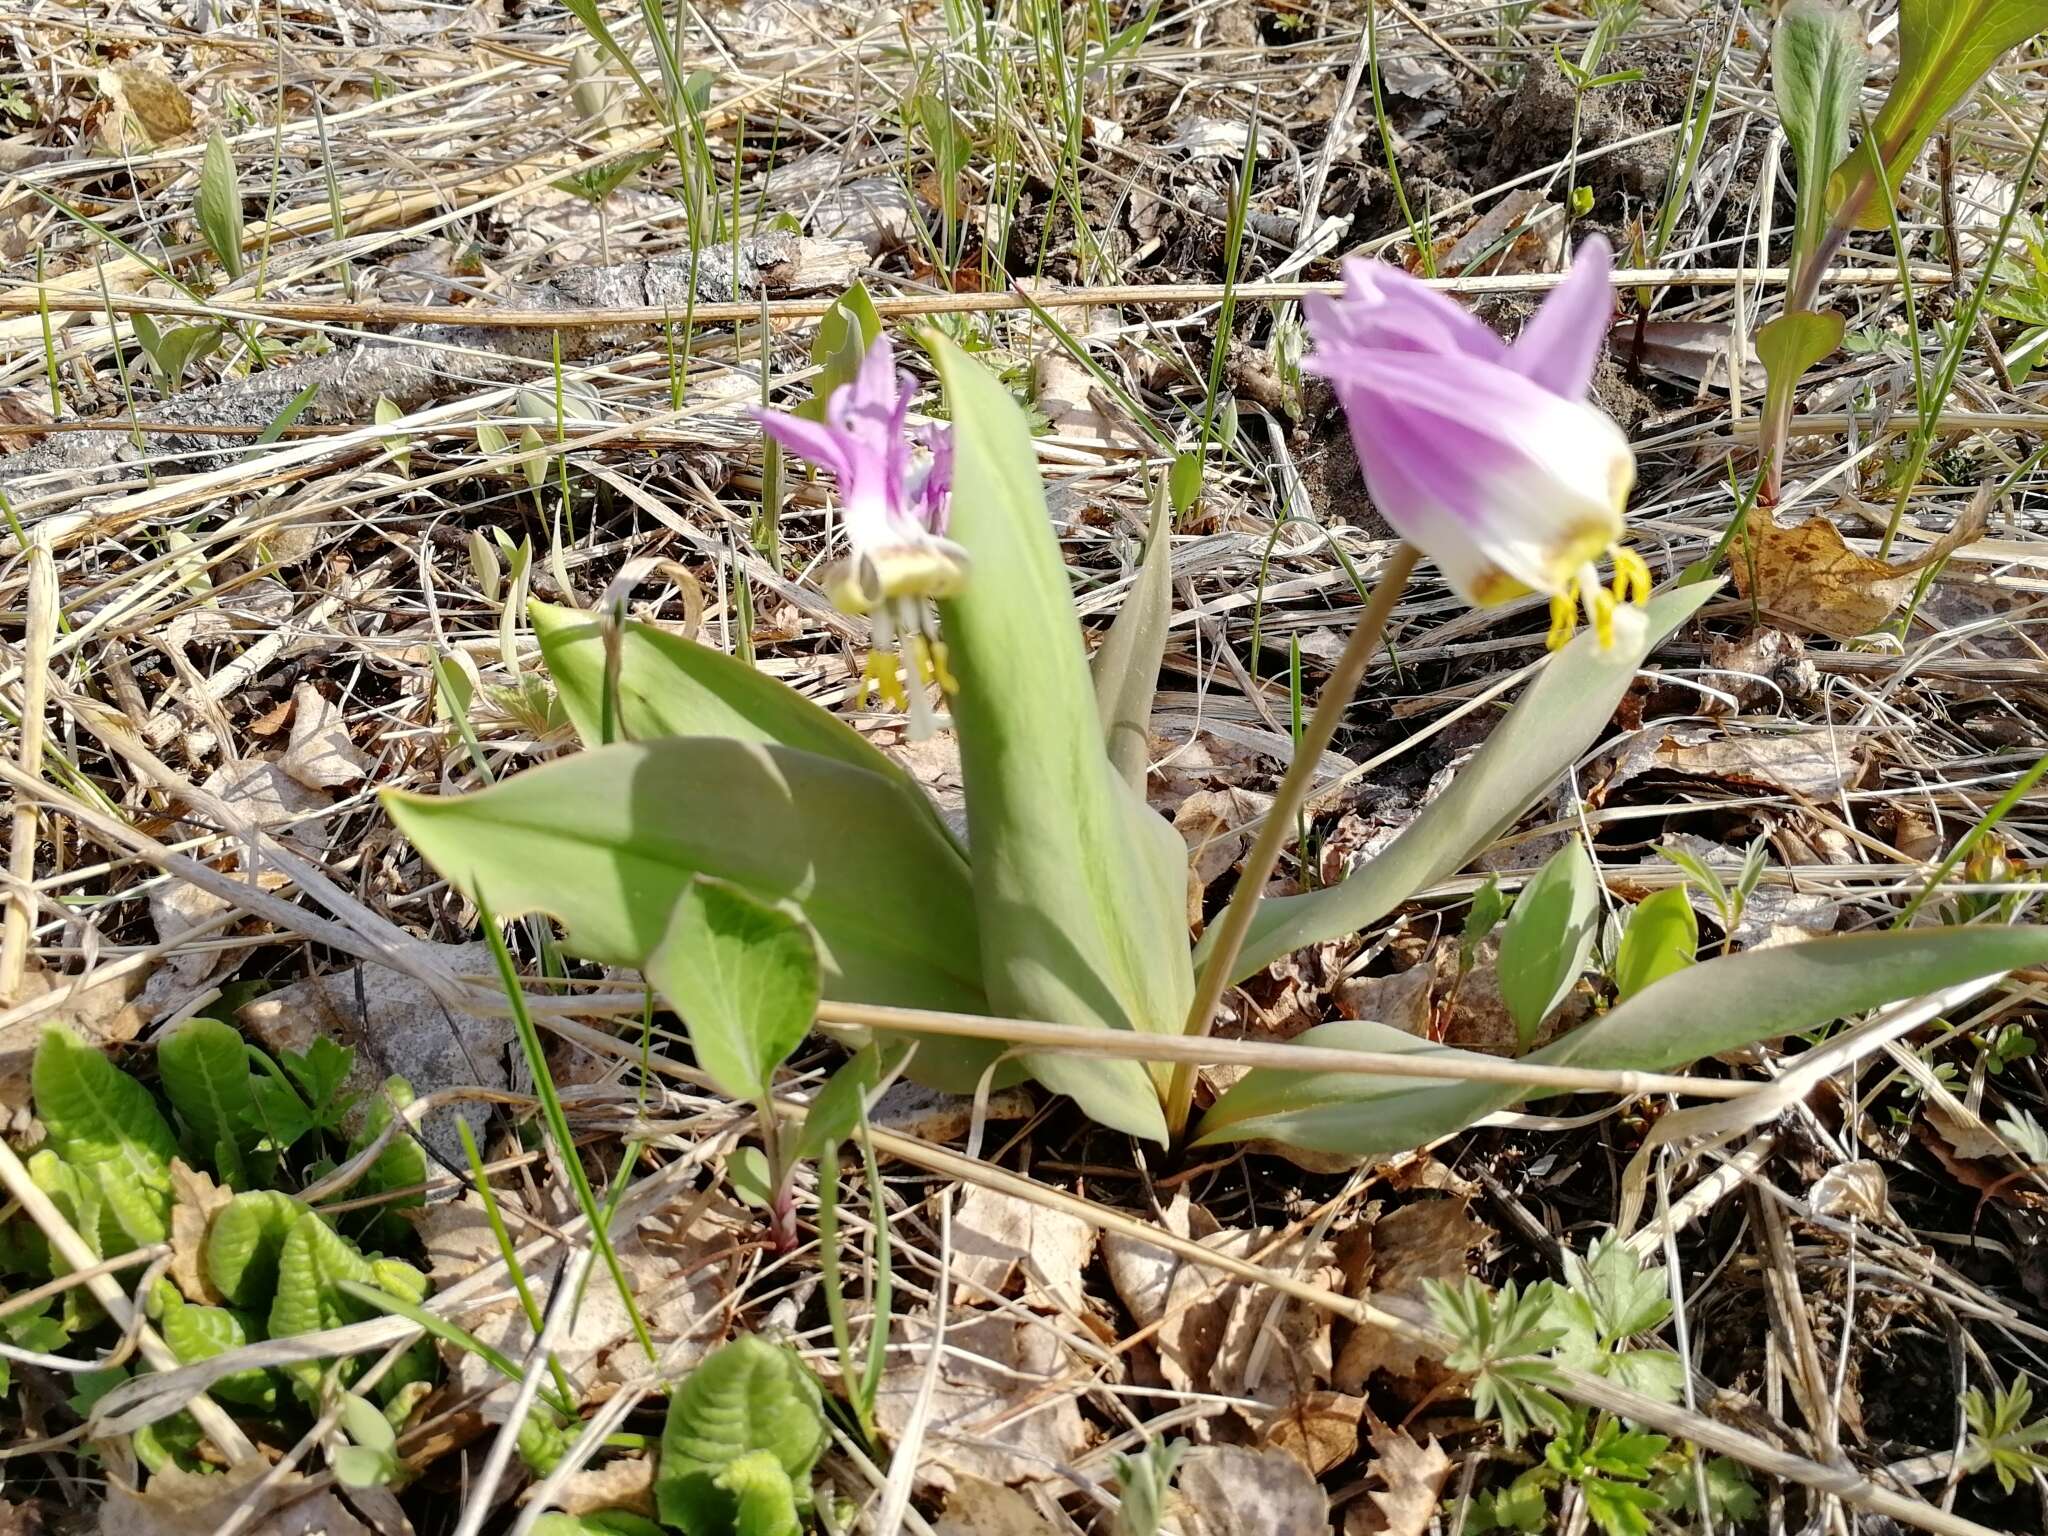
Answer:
1961, 1374, 2048, 1492
195, 129, 245, 279
1430, 1237, 1757, 1536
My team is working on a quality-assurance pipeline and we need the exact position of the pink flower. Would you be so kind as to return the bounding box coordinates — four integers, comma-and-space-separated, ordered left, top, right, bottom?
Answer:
755, 335, 964, 616
756, 336, 966, 735
1306, 237, 1648, 645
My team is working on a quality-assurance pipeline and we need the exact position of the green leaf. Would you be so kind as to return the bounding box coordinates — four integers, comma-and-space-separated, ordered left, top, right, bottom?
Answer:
268, 1210, 377, 1341
1566, 1233, 1673, 1342
728, 1146, 774, 1210
196, 130, 245, 278
1659, 1458, 1761, 1524
1581, 1477, 1664, 1536
32, 1026, 175, 1252
530, 602, 932, 811
1197, 924, 2048, 1153
1168, 449, 1203, 516
283, 1037, 356, 1127
157, 1016, 257, 1188
1772, 0, 1866, 260
1612, 888, 1699, 1000
1495, 839, 1599, 1047
1091, 504, 1174, 792
1111, 1436, 1188, 1536
646, 877, 822, 1104
1210, 583, 1719, 984
1756, 309, 1846, 442
384, 737, 986, 1016
206, 1191, 302, 1309
797, 282, 884, 422
718, 1449, 802, 1536
927, 334, 1192, 1143
160, 1302, 275, 1409
1829, 0, 2048, 227
791, 1045, 880, 1167
348, 1078, 427, 1244
657, 1336, 826, 1535
533, 1513, 668, 1536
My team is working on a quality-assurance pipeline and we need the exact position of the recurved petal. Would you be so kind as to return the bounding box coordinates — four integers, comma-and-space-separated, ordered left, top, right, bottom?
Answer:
1308, 258, 1508, 366
754, 407, 853, 480
1506, 235, 1614, 400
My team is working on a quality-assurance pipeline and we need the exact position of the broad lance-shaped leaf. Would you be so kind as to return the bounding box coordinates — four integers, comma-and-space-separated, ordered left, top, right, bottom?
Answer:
1208, 583, 1718, 985
1092, 498, 1174, 792
658, 1335, 825, 1534
530, 601, 952, 848
646, 878, 820, 1103
1828, 0, 2048, 227
928, 335, 1191, 1144
386, 737, 1011, 1092
1774, 0, 1865, 259
31, 1026, 175, 1251
1496, 838, 1599, 1047
1195, 924, 2048, 1153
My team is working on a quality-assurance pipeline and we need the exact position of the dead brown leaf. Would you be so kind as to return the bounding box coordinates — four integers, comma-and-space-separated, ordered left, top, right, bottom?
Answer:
545, 1454, 656, 1518
0, 963, 149, 1123
1256, 1389, 1365, 1475
1167, 1445, 1328, 1536
1335, 1200, 1490, 1391
873, 1310, 1092, 1490
97, 1461, 385, 1536
1433, 190, 1564, 277
1609, 319, 1763, 393
193, 759, 333, 864
407, 1192, 501, 1287
949, 1185, 1096, 1313
1175, 788, 1270, 928
167, 1160, 232, 1304
282, 684, 373, 790
93, 64, 195, 154
1346, 1411, 1453, 1536
869, 1080, 1036, 1144
932, 1478, 1062, 1535
1601, 724, 1870, 802
1731, 501, 1987, 639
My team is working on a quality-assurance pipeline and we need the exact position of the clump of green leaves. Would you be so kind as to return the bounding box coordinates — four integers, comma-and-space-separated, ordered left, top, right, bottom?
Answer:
1432, 1235, 1754, 1536
1962, 1374, 2048, 1492
657, 1335, 827, 1535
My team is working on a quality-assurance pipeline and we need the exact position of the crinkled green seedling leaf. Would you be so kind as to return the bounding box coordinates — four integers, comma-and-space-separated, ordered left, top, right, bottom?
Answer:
206, 1189, 302, 1311
532, 1512, 668, 1536
646, 878, 820, 1104
160, 1300, 276, 1410
1197, 924, 2048, 1154
157, 1016, 258, 1189
657, 1335, 825, 1535
32, 1026, 175, 1252
1612, 887, 1699, 1000
926, 334, 1191, 1144
791, 1044, 881, 1167
1210, 584, 1718, 983
718, 1448, 802, 1536
1496, 838, 1600, 1048
269, 1210, 377, 1342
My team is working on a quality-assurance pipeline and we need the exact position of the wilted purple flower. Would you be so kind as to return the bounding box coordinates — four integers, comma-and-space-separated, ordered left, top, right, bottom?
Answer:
1306, 236, 1649, 647
756, 335, 966, 735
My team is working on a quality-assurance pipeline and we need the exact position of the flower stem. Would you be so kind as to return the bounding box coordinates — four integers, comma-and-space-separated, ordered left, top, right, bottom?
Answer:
1163, 540, 1420, 1144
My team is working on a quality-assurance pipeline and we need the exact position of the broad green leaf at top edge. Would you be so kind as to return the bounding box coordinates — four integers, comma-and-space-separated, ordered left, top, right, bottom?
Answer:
926, 334, 1190, 1144
1209, 582, 1719, 986
383, 738, 1010, 1093
1495, 838, 1600, 1048
1828, 0, 2048, 227
645, 878, 821, 1103
1773, 0, 1866, 258
657, 1335, 824, 1535
1195, 923, 2048, 1154
1092, 501, 1174, 793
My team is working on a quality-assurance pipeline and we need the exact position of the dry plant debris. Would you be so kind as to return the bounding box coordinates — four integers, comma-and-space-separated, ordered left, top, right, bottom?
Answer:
2, 0, 2048, 1531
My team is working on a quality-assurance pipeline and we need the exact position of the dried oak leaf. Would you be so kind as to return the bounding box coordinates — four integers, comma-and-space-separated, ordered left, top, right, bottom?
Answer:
167, 1160, 233, 1305
1335, 1199, 1490, 1392
1345, 1410, 1453, 1536
282, 683, 373, 790
873, 1309, 1092, 1490
1166, 1445, 1328, 1536
949, 1185, 1096, 1313
97, 1461, 383, 1536
932, 1478, 1062, 1535
1730, 502, 1986, 639
1256, 1389, 1366, 1475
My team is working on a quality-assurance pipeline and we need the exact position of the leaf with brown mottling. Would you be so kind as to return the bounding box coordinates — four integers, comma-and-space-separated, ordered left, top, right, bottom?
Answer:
1731, 499, 1987, 639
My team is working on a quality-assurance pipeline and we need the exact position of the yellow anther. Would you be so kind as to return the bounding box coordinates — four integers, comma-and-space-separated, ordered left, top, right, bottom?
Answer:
860, 653, 908, 710
1609, 545, 1652, 606
1589, 585, 1618, 648
1547, 592, 1579, 651
920, 637, 959, 696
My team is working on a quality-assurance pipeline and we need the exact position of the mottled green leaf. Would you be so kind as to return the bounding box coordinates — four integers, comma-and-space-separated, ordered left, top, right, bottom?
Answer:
657, 1335, 825, 1535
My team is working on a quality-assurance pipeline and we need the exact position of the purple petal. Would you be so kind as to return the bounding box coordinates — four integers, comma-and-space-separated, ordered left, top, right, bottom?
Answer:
1306, 259, 1507, 368
754, 407, 853, 480
1506, 236, 1614, 400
